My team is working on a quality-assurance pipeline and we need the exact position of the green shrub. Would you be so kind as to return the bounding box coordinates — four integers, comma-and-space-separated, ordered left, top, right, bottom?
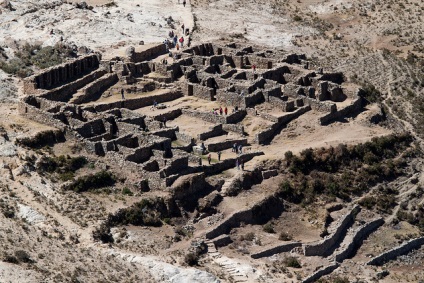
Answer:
283, 256, 301, 268
263, 223, 275, 233
68, 170, 115, 193
279, 232, 292, 241
122, 187, 133, 196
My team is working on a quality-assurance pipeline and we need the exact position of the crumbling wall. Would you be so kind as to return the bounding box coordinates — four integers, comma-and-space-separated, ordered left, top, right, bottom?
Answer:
319, 96, 363, 125
255, 106, 310, 144
301, 263, 339, 283
367, 237, 424, 266
335, 218, 384, 262
303, 205, 360, 257
251, 242, 302, 259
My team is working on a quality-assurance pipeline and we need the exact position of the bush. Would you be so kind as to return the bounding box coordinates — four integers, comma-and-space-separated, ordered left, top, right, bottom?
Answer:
184, 252, 199, 266
68, 170, 115, 193
283, 256, 301, 268
279, 232, 292, 241
263, 223, 275, 233
0, 43, 76, 78
122, 187, 133, 196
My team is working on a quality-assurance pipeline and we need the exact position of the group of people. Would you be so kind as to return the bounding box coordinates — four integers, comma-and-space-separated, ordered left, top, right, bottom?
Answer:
212, 106, 228, 116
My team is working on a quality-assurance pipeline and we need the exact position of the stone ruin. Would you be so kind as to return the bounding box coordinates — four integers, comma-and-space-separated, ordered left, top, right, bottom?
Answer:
19, 41, 364, 191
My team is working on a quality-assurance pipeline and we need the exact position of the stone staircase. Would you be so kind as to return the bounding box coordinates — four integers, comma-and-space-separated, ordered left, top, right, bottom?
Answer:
202, 240, 248, 283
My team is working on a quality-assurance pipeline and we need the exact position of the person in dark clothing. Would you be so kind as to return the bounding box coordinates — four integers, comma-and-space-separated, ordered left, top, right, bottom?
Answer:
183, 0, 186, 7
208, 154, 211, 165
217, 151, 221, 161
163, 117, 167, 128
121, 88, 125, 99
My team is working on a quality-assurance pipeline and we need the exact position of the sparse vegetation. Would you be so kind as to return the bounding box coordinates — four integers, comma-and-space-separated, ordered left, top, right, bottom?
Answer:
67, 170, 115, 193
0, 43, 76, 78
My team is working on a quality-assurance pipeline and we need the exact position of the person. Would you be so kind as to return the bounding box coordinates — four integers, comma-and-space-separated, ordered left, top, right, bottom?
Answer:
176, 43, 180, 51
238, 144, 243, 154
201, 142, 206, 151
241, 160, 244, 171
163, 116, 167, 127
252, 64, 256, 73
121, 88, 125, 100
183, 0, 186, 7
207, 154, 211, 165
232, 142, 237, 153
240, 90, 245, 96
173, 34, 178, 46
224, 107, 228, 115
179, 36, 184, 48
181, 24, 185, 34
219, 107, 223, 115
217, 151, 221, 161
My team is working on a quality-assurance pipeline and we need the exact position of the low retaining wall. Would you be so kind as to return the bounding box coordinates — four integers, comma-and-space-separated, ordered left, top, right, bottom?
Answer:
303, 205, 360, 257
182, 109, 246, 125
335, 218, 384, 262
367, 236, 424, 266
198, 124, 226, 141
207, 138, 247, 152
152, 109, 183, 122
302, 263, 339, 283
255, 106, 310, 144
83, 90, 183, 112
319, 97, 363, 125
205, 193, 283, 239
70, 73, 119, 104
251, 242, 302, 259
222, 124, 244, 135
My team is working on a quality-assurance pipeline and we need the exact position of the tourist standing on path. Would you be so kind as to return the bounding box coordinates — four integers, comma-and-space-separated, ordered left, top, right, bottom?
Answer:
252, 64, 256, 74
181, 24, 185, 34
173, 35, 178, 47
217, 151, 221, 161
238, 144, 243, 154
219, 107, 223, 115
183, 0, 186, 7
224, 107, 228, 115
163, 117, 167, 128
208, 154, 211, 165
121, 88, 125, 100
179, 36, 184, 48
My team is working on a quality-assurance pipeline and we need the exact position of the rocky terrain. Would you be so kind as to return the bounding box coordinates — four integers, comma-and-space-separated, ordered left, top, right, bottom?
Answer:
0, 0, 424, 282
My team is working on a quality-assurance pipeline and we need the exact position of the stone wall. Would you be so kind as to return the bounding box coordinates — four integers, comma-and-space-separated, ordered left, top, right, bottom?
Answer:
207, 138, 247, 152
334, 218, 384, 263
182, 109, 246, 125
70, 73, 119, 104
367, 236, 424, 266
205, 192, 283, 239
83, 90, 183, 112
222, 123, 245, 135
250, 242, 302, 259
39, 69, 107, 102
302, 96, 337, 113
255, 106, 310, 144
301, 263, 340, 283
197, 124, 226, 141
319, 96, 363, 125
303, 205, 360, 257
127, 44, 167, 63
23, 54, 100, 94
